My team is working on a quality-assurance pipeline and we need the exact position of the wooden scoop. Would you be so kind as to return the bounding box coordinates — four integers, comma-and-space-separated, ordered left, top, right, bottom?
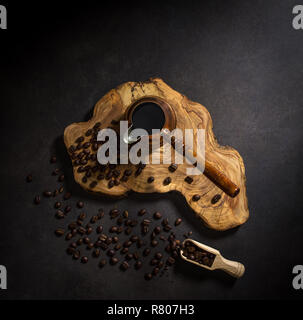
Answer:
180, 239, 245, 278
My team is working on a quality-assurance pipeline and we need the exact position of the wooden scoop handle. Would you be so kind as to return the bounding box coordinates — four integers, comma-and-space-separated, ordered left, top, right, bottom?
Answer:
216, 256, 245, 278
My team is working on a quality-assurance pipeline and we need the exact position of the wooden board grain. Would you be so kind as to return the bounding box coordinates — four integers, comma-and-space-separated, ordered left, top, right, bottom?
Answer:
64, 78, 249, 231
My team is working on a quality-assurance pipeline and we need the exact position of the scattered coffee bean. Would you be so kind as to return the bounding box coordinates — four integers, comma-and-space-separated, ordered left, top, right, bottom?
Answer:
99, 259, 107, 268
73, 251, 80, 260
110, 257, 119, 265
185, 176, 193, 184
175, 218, 182, 226
125, 253, 133, 261
135, 261, 142, 270
121, 247, 128, 254
81, 256, 88, 264
120, 261, 129, 271
147, 176, 154, 183
43, 191, 52, 197
78, 212, 86, 220
153, 212, 162, 219
143, 248, 151, 256
151, 240, 158, 247
59, 186, 64, 193
55, 210, 64, 219
145, 273, 152, 280
64, 205, 71, 214
96, 225, 103, 234
54, 201, 61, 209
138, 208, 147, 216
26, 174, 33, 182
55, 229, 65, 237
34, 195, 41, 204
168, 164, 178, 172
58, 174, 65, 182
163, 177, 172, 185
77, 201, 84, 209
192, 194, 201, 201
155, 252, 163, 260
65, 233, 73, 241
211, 194, 221, 204
154, 226, 161, 234
166, 257, 176, 266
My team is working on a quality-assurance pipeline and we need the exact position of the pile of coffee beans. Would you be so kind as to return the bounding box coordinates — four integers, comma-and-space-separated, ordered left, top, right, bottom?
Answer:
181, 240, 215, 267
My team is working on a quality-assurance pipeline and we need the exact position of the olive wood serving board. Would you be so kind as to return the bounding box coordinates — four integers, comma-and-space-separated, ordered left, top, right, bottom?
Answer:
64, 78, 249, 231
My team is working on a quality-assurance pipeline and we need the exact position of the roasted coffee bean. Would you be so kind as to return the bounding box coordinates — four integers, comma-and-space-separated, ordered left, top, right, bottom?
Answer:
90, 216, 98, 224
93, 249, 101, 258
63, 192, 72, 200
43, 191, 52, 197
154, 226, 161, 234
168, 164, 178, 172
153, 212, 162, 220
55, 210, 64, 219
159, 235, 166, 241
188, 231, 193, 236
86, 226, 93, 235
97, 174, 105, 180
85, 129, 93, 136
175, 218, 182, 226
142, 226, 149, 235
158, 260, 164, 268
110, 257, 119, 265
150, 259, 158, 266
151, 231, 156, 240
105, 237, 113, 245
143, 248, 151, 256
112, 236, 119, 243
120, 175, 128, 182
55, 229, 65, 237
68, 222, 77, 230
133, 252, 139, 260
123, 240, 132, 248
110, 226, 118, 233
82, 176, 88, 183
120, 261, 129, 271
192, 194, 201, 202
147, 176, 154, 183
142, 219, 151, 226
99, 234, 107, 242
135, 167, 142, 177
110, 209, 119, 219
163, 177, 172, 186
130, 235, 139, 243
78, 212, 86, 220
54, 201, 61, 209
135, 260, 142, 270
125, 253, 133, 260
151, 240, 158, 247
65, 233, 73, 241
64, 205, 71, 214
58, 174, 65, 182
83, 237, 91, 245
155, 252, 163, 260
70, 242, 77, 249
86, 242, 94, 250
166, 257, 176, 266
77, 201, 84, 209
121, 247, 128, 254
81, 256, 88, 264
121, 210, 128, 219
52, 168, 60, 176
145, 273, 152, 280
117, 226, 123, 234
99, 259, 107, 268
165, 244, 171, 253
211, 194, 221, 204
137, 239, 144, 248
75, 136, 84, 144
130, 220, 138, 227
124, 169, 132, 177
108, 180, 115, 189
153, 267, 160, 276
114, 243, 122, 251
125, 227, 132, 235
116, 217, 124, 225
83, 142, 91, 149
34, 195, 41, 204
93, 122, 101, 129
50, 155, 57, 163
76, 238, 83, 246
73, 251, 80, 260
53, 189, 59, 197
138, 208, 147, 216
89, 181, 97, 188
78, 227, 86, 235
26, 174, 33, 182
184, 176, 193, 184
96, 225, 103, 234
97, 210, 104, 219
162, 218, 169, 226
59, 186, 64, 193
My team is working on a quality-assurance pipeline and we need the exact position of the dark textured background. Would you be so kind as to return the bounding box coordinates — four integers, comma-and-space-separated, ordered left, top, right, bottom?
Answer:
0, 0, 303, 300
